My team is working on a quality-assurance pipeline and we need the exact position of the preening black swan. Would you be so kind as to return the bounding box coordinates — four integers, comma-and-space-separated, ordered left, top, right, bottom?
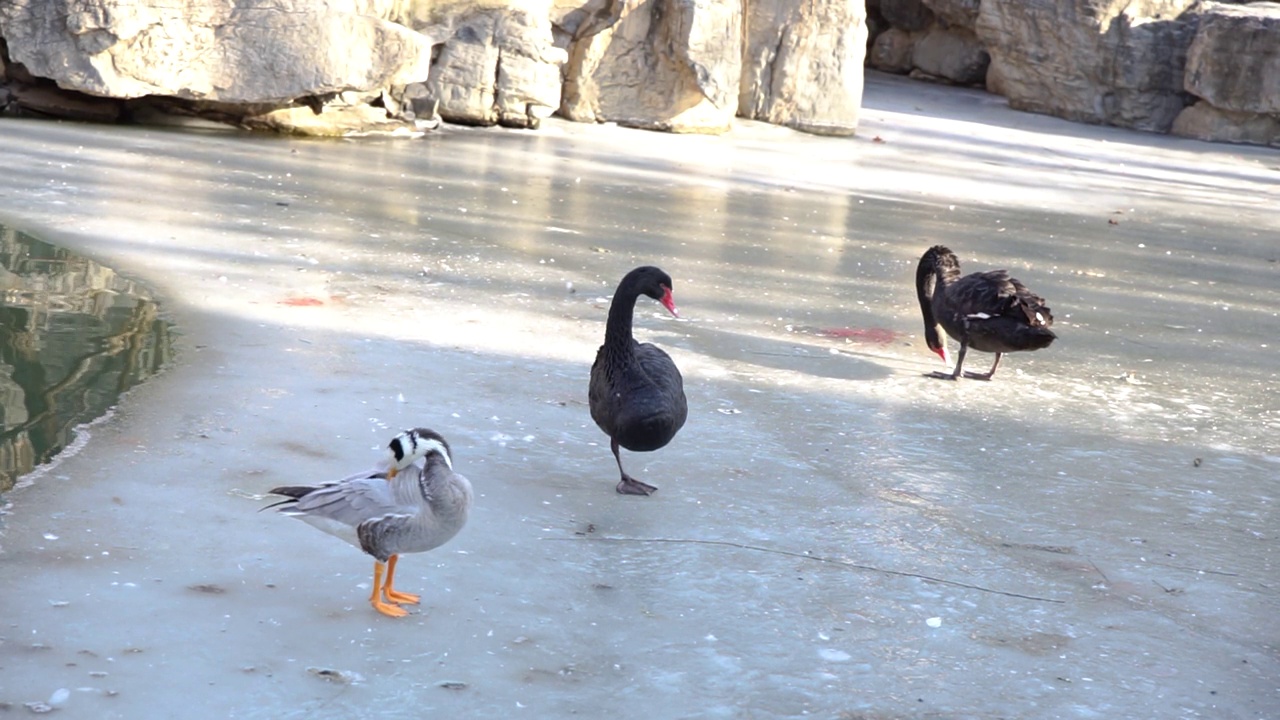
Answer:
589, 266, 688, 495
915, 245, 1056, 381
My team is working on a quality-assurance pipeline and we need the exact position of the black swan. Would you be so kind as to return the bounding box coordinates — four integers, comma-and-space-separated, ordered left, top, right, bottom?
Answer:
915, 245, 1056, 381
264, 428, 472, 617
589, 266, 688, 495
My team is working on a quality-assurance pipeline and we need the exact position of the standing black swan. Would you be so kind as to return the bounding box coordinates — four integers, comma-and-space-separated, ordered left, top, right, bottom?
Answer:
915, 245, 1056, 381
589, 266, 688, 495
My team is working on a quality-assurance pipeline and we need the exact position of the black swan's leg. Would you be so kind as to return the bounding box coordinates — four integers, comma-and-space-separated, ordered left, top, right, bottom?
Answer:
927, 340, 968, 381
612, 437, 657, 496
964, 352, 1002, 381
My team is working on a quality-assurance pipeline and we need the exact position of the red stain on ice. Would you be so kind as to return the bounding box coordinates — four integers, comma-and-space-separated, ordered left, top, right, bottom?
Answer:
279, 297, 324, 307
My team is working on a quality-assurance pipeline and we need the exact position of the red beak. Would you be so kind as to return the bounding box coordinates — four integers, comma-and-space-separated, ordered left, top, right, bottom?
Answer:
660, 286, 679, 318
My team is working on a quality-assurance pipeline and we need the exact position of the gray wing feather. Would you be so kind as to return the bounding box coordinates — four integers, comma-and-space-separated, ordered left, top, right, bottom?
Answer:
288, 477, 402, 527
357, 514, 416, 562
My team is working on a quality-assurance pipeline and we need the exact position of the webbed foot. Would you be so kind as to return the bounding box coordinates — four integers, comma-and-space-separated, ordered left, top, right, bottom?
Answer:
616, 475, 658, 496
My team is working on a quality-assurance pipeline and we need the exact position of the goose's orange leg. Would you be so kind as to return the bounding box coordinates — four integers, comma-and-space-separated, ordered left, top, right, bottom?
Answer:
369, 560, 408, 617
383, 554, 421, 605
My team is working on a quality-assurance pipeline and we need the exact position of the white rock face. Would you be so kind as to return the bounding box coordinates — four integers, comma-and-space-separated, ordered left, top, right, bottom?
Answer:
415, 1, 567, 128
0, 0, 870, 135
1183, 2, 1280, 115
1171, 2, 1280, 147
560, 0, 743, 134
739, 0, 868, 136
0, 0, 434, 103
975, 0, 1200, 132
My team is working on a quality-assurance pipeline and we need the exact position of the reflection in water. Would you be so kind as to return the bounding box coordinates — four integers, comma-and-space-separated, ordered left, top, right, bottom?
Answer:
0, 225, 172, 494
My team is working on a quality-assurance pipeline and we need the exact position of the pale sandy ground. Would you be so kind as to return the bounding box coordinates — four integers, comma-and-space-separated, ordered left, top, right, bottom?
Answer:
0, 73, 1277, 719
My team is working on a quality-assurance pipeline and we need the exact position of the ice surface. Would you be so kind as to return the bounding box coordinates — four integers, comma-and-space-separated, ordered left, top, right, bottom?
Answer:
0, 74, 1276, 719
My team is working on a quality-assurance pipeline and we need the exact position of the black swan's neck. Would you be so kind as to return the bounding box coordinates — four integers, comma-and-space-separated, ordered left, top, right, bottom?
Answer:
604, 284, 643, 354
916, 246, 962, 313
916, 257, 939, 323
917, 246, 963, 357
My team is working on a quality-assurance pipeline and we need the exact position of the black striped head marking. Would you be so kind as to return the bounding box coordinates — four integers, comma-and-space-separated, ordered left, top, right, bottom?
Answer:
385, 427, 453, 477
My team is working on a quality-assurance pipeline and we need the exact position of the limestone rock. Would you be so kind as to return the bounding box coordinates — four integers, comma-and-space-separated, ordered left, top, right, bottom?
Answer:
1172, 100, 1280, 146
739, 0, 868, 136
911, 26, 987, 85
0, 0, 434, 105
921, 0, 980, 29
417, 3, 566, 128
869, 27, 918, 74
549, 0, 605, 48
561, 0, 742, 134
976, 0, 1201, 132
880, 0, 935, 32
246, 103, 435, 138
1184, 2, 1280, 116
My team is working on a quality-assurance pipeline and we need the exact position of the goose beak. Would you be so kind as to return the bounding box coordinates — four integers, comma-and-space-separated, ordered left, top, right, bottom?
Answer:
386, 466, 399, 481
660, 287, 679, 318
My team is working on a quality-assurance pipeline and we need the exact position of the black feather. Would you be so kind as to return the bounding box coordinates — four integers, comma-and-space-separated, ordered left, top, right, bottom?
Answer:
260, 485, 321, 512
588, 266, 687, 495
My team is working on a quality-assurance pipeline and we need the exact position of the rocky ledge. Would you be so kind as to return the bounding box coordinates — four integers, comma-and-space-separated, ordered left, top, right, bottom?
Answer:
1, 0, 1276, 146
0, 0, 868, 137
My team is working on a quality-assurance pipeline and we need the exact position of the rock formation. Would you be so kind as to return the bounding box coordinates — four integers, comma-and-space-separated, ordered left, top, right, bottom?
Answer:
911, 26, 987, 86
921, 0, 979, 29
3, 0, 1275, 145
869, 0, 1279, 147
868, 0, 989, 85
880, 0, 934, 32
869, 28, 916, 75
0, 0, 441, 134
557, 0, 743, 134
0, 0, 868, 136
975, 0, 1201, 133
739, 0, 868, 136
414, 2, 566, 128
1173, 2, 1280, 146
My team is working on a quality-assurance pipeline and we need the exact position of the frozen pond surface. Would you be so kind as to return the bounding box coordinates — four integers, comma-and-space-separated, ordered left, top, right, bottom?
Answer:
0, 74, 1277, 718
